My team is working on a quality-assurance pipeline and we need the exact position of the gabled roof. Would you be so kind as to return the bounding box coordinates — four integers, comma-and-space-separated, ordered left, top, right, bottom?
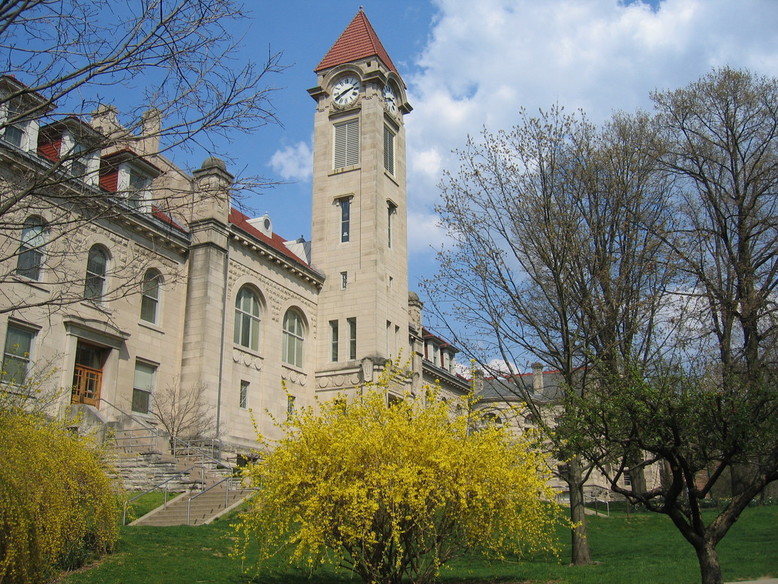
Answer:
228, 207, 314, 271
101, 148, 162, 177
422, 327, 459, 353
315, 8, 398, 74
479, 371, 566, 404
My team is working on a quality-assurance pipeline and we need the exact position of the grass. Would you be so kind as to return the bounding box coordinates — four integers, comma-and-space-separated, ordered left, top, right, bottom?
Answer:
57, 505, 778, 584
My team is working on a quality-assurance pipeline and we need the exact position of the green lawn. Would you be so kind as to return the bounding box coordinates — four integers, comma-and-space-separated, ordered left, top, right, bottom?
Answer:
57, 505, 777, 584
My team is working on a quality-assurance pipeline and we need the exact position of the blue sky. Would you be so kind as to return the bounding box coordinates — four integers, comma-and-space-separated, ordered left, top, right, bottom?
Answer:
218, 0, 778, 310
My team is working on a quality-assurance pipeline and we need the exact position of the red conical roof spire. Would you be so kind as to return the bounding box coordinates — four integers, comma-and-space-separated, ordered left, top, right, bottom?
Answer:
315, 8, 398, 74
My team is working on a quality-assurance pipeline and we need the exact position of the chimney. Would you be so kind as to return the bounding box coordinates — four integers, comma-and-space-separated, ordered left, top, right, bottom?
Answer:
90, 104, 122, 139
531, 362, 544, 392
140, 108, 161, 155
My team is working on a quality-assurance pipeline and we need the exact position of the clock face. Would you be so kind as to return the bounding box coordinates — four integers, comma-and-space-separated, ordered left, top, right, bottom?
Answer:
333, 75, 361, 107
383, 84, 398, 113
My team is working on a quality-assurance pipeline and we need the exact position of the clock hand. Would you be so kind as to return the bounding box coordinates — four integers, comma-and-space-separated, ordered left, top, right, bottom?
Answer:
334, 83, 354, 100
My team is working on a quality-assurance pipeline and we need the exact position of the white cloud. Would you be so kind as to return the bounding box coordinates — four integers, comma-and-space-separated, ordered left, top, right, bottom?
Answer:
269, 140, 313, 181
403, 0, 778, 286
407, 209, 449, 256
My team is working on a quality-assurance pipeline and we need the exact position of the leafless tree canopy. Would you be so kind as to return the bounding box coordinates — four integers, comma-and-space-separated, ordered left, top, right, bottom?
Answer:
0, 0, 284, 314
0, 0, 282, 148
149, 378, 214, 454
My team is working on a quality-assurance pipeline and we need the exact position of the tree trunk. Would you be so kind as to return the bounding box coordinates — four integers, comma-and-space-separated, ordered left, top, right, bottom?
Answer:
567, 456, 592, 565
695, 539, 723, 584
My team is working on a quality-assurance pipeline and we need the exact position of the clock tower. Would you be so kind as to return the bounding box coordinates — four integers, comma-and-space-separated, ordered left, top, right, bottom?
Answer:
308, 9, 414, 396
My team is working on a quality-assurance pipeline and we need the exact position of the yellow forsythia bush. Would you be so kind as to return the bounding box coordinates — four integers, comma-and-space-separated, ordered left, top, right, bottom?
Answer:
236, 369, 562, 584
0, 409, 118, 583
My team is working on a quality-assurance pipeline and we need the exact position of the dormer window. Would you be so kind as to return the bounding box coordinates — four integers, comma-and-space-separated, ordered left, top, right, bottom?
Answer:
69, 142, 88, 178
127, 168, 151, 210
2, 102, 23, 147
38, 117, 103, 186
0, 75, 49, 153
99, 150, 161, 212
1, 100, 35, 151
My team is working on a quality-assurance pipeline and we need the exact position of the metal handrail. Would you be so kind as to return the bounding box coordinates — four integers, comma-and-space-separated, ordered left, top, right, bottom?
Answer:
186, 475, 247, 525
121, 465, 199, 525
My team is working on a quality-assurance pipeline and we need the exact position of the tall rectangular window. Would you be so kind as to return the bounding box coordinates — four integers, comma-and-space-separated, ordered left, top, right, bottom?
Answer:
330, 320, 339, 362
2, 102, 24, 148
132, 361, 156, 414
127, 170, 151, 211
387, 202, 397, 248
348, 317, 357, 360
70, 142, 88, 178
16, 216, 47, 281
239, 380, 249, 409
339, 198, 351, 242
2, 324, 35, 385
334, 118, 359, 169
340, 271, 348, 289
287, 395, 296, 420
383, 125, 395, 174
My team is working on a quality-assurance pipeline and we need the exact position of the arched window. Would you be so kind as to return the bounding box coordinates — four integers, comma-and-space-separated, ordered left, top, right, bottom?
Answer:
234, 286, 260, 351
282, 309, 305, 368
140, 269, 162, 324
84, 245, 108, 300
16, 216, 47, 280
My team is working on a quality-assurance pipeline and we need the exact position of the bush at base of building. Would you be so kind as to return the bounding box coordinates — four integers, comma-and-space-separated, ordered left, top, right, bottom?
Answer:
235, 370, 562, 584
0, 408, 118, 583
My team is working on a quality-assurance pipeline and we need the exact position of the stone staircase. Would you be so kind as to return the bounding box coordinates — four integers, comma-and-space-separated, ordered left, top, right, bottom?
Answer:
130, 479, 252, 526
109, 426, 254, 526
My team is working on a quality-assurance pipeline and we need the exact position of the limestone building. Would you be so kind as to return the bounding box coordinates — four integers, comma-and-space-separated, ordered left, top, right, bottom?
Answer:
0, 10, 468, 459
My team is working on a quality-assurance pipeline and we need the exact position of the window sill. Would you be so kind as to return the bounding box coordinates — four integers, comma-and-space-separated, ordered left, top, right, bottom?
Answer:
79, 301, 112, 315
11, 275, 50, 293
282, 363, 306, 375
233, 344, 262, 358
138, 320, 165, 335
329, 164, 360, 176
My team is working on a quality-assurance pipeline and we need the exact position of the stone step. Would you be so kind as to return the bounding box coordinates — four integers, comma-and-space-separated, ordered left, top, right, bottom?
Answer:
132, 487, 253, 526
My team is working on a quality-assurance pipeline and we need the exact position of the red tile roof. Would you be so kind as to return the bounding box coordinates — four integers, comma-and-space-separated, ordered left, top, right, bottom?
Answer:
228, 207, 310, 268
315, 8, 398, 74
151, 206, 186, 233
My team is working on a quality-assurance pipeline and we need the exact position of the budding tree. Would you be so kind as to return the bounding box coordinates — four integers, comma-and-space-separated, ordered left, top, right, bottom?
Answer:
566, 67, 778, 584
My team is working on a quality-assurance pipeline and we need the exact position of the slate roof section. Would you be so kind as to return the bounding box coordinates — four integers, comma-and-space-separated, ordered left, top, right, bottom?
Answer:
315, 8, 398, 74
479, 371, 566, 404
228, 207, 317, 273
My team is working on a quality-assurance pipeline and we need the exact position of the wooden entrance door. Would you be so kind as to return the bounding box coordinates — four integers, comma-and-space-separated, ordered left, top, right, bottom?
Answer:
71, 342, 107, 407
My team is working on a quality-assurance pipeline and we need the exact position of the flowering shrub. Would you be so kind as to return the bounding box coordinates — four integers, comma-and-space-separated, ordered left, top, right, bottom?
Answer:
235, 369, 561, 584
0, 409, 118, 583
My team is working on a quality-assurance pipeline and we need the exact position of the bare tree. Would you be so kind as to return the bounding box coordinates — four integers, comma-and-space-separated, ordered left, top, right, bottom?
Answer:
149, 379, 213, 455
0, 0, 284, 314
424, 106, 675, 565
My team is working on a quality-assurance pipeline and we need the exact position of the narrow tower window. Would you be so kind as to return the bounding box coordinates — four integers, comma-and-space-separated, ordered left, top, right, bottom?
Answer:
348, 317, 357, 360
239, 380, 249, 409
387, 201, 397, 248
383, 125, 395, 174
339, 198, 351, 242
